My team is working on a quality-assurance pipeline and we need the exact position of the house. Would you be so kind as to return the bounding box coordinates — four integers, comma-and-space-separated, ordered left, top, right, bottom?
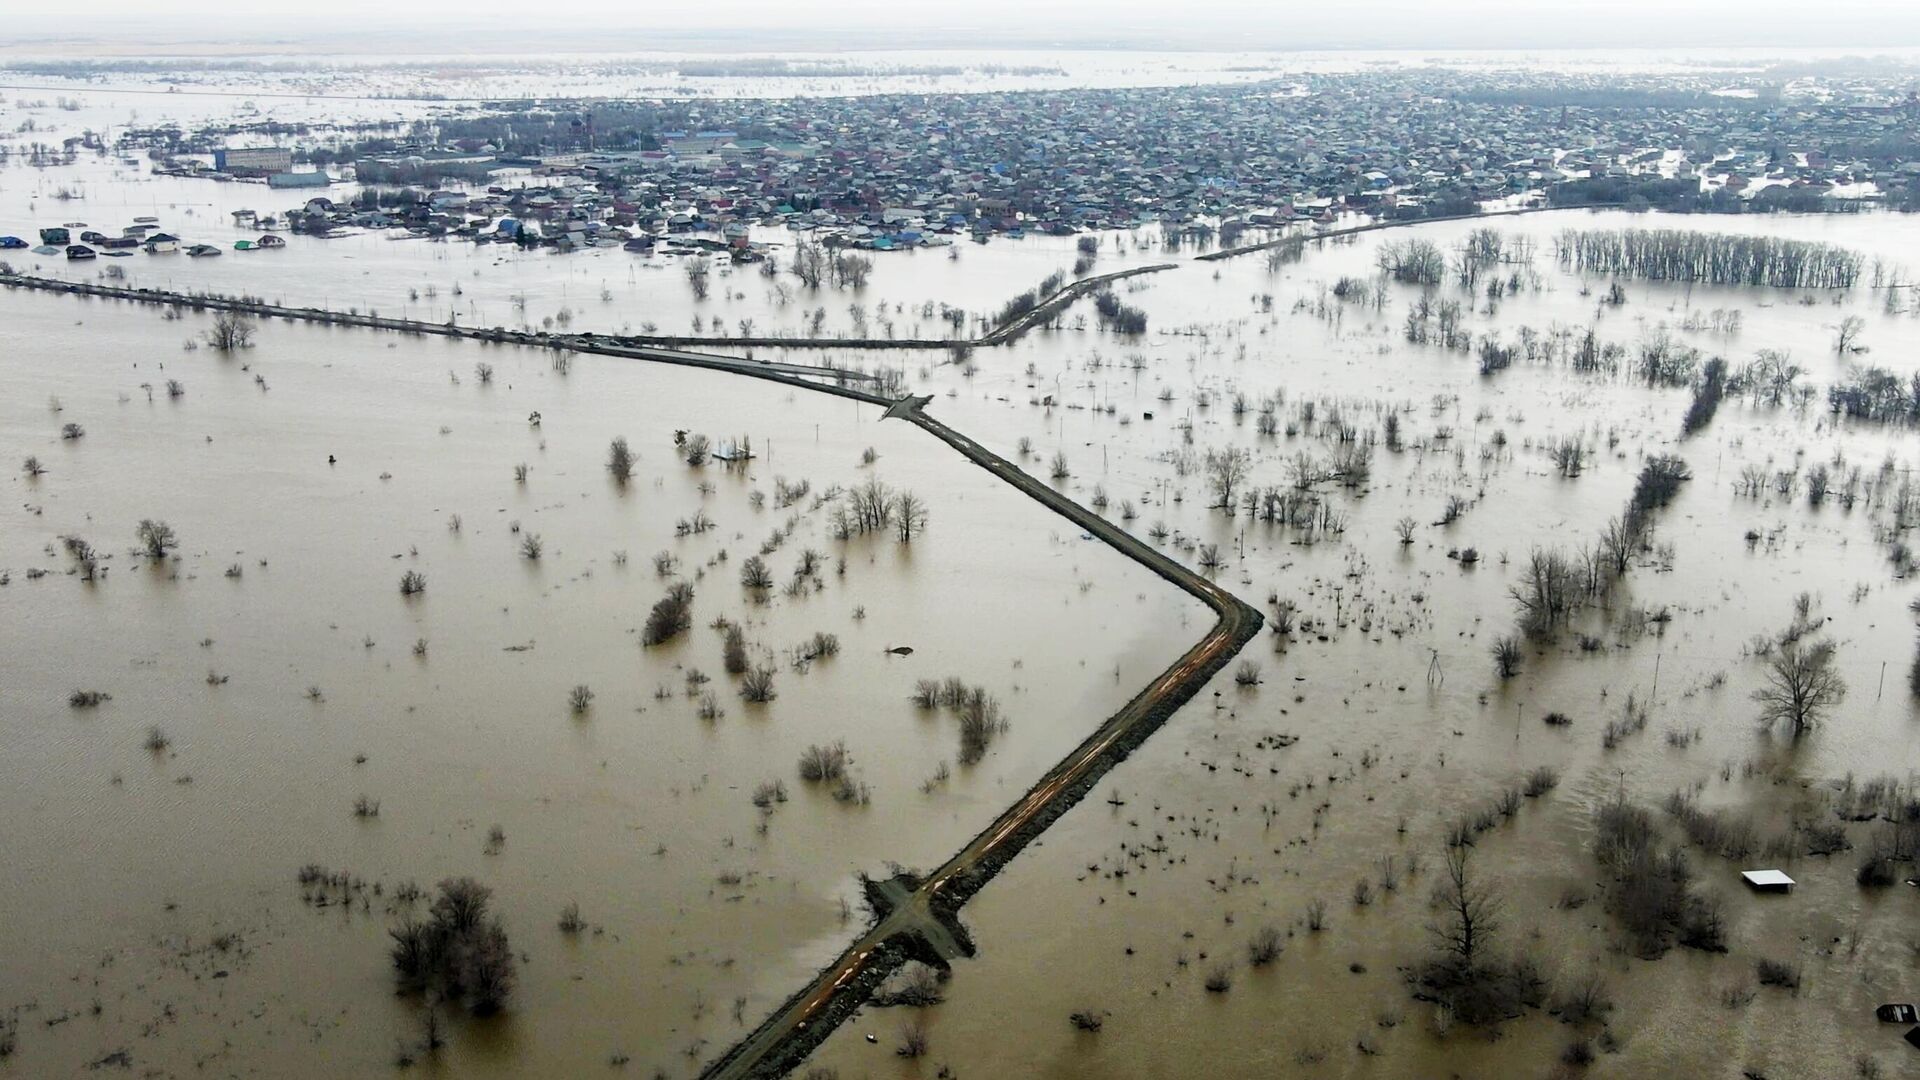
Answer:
66, 244, 96, 260
144, 233, 180, 253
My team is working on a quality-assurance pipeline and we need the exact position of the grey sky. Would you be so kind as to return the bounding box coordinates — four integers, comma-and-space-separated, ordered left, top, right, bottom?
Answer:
15, 0, 1920, 50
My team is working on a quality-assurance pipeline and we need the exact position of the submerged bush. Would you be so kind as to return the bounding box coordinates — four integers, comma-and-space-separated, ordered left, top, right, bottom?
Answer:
389, 877, 516, 1015
641, 583, 694, 646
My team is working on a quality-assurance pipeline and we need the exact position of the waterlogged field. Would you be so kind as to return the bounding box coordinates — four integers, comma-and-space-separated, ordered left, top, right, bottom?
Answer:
0, 294, 1204, 1075
784, 213, 1920, 1077
8, 78, 1920, 1076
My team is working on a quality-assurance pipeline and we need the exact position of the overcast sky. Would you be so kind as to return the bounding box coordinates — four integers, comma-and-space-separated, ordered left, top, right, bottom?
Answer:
14, 0, 1920, 51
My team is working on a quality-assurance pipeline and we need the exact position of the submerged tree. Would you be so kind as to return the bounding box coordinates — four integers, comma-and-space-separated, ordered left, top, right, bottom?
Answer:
136, 518, 177, 558
1206, 447, 1252, 511
607, 437, 635, 482
205, 311, 256, 352
1753, 639, 1846, 737
389, 877, 516, 1015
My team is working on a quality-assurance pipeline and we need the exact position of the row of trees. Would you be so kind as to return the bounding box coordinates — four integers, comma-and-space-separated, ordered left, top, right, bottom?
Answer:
1554, 228, 1863, 289
789, 237, 874, 291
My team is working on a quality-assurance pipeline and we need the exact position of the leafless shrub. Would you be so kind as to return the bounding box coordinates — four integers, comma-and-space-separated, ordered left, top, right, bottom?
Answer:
567, 684, 594, 714
1523, 767, 1560, 797
1550, 973, 1614, 1026
1491, 635, 1522, 679
895, 1020, 929, 1058
399, 570, 426, 595
607, 437, 635, 482
798, 741, 847, 783
741, 665, 777, 702
69, 689, 111, 708
751, 779, 788, 810
957, 691, 1007, 764
722, 624, 749, 674
1305, 898, 1327, 932
684, 434, 711, 466
642, 583, 695, 645
1247, 925, 1283, 967
1068, 1008, 1104, 1032
1756, 958, 1801, 991
740, 555, 773, 589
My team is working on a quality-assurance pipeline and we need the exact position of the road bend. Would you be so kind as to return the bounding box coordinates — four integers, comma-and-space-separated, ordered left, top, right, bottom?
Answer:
1, 271, 1262, 1079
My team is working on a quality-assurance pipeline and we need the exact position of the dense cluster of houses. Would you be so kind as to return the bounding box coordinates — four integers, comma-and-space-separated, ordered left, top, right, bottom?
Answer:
116, 67, 1920, 254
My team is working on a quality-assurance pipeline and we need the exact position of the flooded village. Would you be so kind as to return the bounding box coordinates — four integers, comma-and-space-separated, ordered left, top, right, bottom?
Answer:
4, 28, 1920, 1080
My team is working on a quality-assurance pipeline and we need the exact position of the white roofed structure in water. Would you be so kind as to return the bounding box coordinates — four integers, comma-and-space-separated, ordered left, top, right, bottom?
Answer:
1740, 869, 1795, 892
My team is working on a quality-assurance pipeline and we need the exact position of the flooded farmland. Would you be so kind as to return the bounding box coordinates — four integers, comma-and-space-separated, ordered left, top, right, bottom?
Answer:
5, 49, 1920, 1080
0, 293, 1204, 1075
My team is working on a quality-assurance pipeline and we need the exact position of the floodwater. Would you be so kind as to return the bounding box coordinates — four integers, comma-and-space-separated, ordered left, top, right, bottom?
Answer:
0, 294, 1203, 1075
6, 77, 1920, 1079
794, 214, 1920, 1077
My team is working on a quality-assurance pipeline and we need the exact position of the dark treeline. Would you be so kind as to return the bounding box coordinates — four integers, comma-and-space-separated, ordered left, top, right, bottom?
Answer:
1681, 358, 1729, 436
1545, 176, 1871, 216
1454, 89, 1765, 110
1828, 367, 1920, 425
1092, 289, 1149, 335
1555, 228, 1863, 289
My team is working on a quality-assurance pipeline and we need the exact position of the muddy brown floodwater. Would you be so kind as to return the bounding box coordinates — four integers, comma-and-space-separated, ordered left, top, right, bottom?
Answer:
0, 293, 1206, 1075
7, 144, 1920, 1080
794, 210, 1920, 1078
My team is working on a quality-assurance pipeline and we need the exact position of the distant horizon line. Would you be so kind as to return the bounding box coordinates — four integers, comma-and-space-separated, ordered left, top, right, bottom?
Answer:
6, 24, 1920, 58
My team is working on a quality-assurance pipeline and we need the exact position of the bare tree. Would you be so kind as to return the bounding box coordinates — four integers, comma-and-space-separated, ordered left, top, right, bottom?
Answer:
62, 535, 99, 581
1598, 516, 1637, 576
1753, 639, 1846, 737
205, 311, 256, 351
136, 518, 177, 558
831, 252, 873, 289
1205, 447, 1251, 510
607, 437, 635, 482
740, 555, 774, 589
1491, 635, 1522, 679
1835, 315, 1865, 355
892, 491, 929, 542
1430, 844, 1500, 976
791, 237, 827, 289
685, 258, 711, 301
